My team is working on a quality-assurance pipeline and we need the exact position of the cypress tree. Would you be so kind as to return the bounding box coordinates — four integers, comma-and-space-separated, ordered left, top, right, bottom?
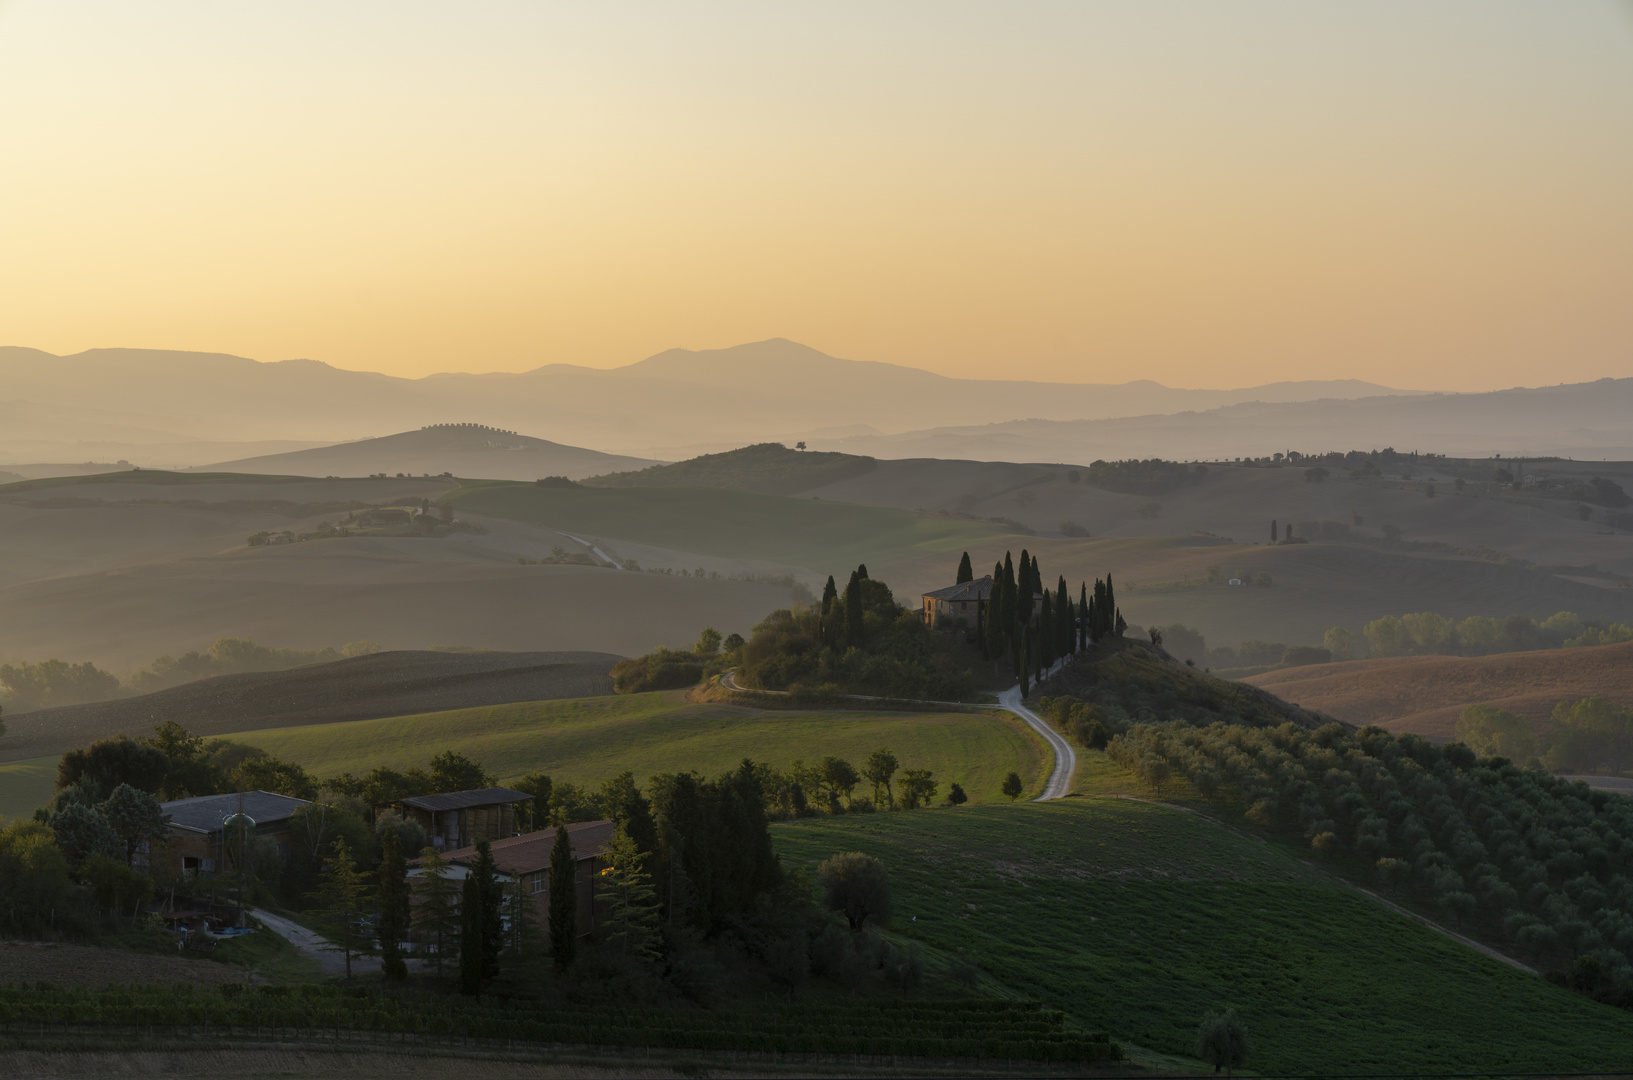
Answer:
459, 873, 482, 994
1078, 582, 1088, 652
1039, 591, 1054, 669
844, 570, 864, 646
548, 824, 577, 971
1271, 519, 1278, 545
376, 829, 409, 982
1056, 576, 1070, 657
1105, 574, 1116, 629
856, 563, 868, 579
956, 552, 973, 584
821, 575, 837, 617
459, 837, 502, 994
1021, 629, 1031, 697
1017, 549, 1034, 629
986, 562, 1005, 660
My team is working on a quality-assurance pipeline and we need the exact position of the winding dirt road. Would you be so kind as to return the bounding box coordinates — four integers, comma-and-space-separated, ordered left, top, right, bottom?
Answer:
995, 685, 1076, 801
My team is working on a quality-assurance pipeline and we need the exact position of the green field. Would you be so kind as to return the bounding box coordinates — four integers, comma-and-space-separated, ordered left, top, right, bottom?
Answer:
238, 692, 1048, 802
771, 795, 1633, 1075
0, 756, 57, 822
444, 480, 1005, 575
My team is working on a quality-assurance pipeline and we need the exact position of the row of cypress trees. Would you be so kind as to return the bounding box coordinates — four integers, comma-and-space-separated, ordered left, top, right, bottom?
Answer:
955, 549, 1123, 695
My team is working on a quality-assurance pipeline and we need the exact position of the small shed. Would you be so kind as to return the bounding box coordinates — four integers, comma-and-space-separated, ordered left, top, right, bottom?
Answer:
381, 787, 534, 850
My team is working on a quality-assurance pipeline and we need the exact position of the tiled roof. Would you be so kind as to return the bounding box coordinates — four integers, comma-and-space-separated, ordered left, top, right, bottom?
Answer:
429, 820, 617, 876
395, 787, 535, 812
160, 791, 311, 833
922, 576, 994, 602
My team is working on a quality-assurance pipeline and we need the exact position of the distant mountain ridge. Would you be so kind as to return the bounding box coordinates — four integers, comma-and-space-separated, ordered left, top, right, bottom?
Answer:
0, 340, 1414, 465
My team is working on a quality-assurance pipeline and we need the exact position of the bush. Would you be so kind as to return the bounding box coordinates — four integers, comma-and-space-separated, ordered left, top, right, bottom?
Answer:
819, 852, 891, 931
611, 648, 705, 694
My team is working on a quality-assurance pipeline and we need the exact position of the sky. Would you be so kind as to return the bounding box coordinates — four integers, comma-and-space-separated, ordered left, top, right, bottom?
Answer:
1, 2, 1630, 390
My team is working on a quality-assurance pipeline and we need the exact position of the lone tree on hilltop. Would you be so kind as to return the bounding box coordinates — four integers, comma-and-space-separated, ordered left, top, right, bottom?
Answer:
819, 851, 892, 931
1196, 1009, 1250, 1075
1001, 772, 1024, 801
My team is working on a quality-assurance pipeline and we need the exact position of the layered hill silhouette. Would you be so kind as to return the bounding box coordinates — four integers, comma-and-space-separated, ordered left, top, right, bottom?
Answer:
0, 340, 1413, 465
0, 649, 620, 764
207, 423, 658, 481
1246, 641, 1633, 742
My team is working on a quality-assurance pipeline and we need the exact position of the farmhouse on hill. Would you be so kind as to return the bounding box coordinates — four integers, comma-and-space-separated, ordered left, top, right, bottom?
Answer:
921, 576, 992, 629
410, 819, 614, 939
921, 575, 1045, 630
377, 786, 535, 850
153, 790, 311, 878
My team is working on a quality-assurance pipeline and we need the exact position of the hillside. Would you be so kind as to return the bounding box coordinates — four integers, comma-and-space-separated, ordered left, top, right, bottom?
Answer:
0, 471, 807, 669
204, 423, 659, 481
0, 649, 620, 764
773, 798, 1633, 1074
1245, 640, 1633, 741
584, 442, 875, 494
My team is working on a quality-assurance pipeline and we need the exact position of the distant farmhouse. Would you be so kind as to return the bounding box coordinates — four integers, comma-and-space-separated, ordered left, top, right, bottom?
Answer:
151, 790, 310, 877
409, 819, 614, 939
921, 575, 1044, 631
921, 576, 993, 629
377, 787, 535, 851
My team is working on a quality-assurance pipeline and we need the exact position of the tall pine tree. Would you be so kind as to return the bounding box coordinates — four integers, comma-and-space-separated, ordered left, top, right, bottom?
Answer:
603, 826, 661, 962
548, 824, 577, 971
459, 837, 502, 995
843, 569, 864, 646
956, 551, 973, 584
413, 847, 459, 976
376, 830, 410, 982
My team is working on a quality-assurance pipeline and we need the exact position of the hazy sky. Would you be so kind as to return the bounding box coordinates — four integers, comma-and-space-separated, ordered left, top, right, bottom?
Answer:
2, 2, 1630, 390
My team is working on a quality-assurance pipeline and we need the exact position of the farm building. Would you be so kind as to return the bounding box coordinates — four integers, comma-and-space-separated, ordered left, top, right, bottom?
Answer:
921, 576, 992, 629
409, 819, 614, 939
152, 790, 311, 878
921, 576, 1044, 630
377, 787, 535, 850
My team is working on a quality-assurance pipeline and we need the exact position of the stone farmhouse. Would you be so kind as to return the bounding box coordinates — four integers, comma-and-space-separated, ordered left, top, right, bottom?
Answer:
921, 575, 1044, 631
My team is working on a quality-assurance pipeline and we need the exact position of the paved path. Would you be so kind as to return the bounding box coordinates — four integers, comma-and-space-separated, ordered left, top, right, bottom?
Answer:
561, 532, 621, 569
250, 908, 379, 977
996, 682, 1077, 801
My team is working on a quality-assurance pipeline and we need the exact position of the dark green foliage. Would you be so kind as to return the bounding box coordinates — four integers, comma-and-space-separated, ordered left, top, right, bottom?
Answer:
377, 829, 410, 981
956, 551, 973, 584
514, 772, 554, 828
460, 837, 503, 994
1001, 772, 1023, 801
0, 658, 120, 712
141, 722, 219, 799
99, 783, 166, 865
313, 836, 371, 979
1107, 717, 1633, 987
650, 760, 781, 931
598, 771, 658, 855
611, 648, 705, 693
428, 750, 494, 793
819, 851, 892, 931
549, 824, 577, 971
56, 737, 168, 796
946, 783, 968, 806
734, 574, 977, 700
1196, 1008, 1250, 1074
232, 754, 319, 800
283, 801, 372, 902
0, 821, 72, 932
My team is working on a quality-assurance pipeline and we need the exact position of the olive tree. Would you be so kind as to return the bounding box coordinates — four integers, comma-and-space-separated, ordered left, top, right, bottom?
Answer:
819, 851, 892, 931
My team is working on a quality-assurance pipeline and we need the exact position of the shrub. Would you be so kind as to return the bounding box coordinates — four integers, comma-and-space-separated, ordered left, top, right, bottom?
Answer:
820, 852, 892, 931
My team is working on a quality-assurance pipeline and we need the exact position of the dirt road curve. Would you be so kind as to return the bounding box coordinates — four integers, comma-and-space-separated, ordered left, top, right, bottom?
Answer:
996, 685, 1076, 801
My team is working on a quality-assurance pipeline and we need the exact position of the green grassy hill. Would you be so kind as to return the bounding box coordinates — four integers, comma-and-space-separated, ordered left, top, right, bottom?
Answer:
0, 756, 55, 823
583, 442, 876, 494
772, 789, 1633, 1074
444, 480, 1007, 576
228, 691, 1048, 804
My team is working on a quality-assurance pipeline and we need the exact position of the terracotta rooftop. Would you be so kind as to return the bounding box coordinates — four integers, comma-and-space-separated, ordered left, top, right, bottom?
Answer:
429, 819, 617, 876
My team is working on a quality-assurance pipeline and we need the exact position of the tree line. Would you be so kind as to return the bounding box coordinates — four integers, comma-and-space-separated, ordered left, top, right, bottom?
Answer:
1104, 717, 1633, 1008
1457, 699, 1633, 775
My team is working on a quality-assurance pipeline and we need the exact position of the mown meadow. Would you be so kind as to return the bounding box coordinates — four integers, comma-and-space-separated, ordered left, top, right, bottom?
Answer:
231, 692, 1048, 806
771, 795, 1633, 1074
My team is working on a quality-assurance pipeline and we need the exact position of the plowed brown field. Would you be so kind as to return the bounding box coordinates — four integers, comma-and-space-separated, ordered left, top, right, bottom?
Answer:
1245, 641, 1633, 741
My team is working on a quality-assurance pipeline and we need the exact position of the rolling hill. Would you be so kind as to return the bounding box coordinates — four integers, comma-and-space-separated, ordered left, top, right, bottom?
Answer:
0, 649, 620, 764
584, 441, 876, 494
204, 423, 659, 481
1245, 640, 1633, 741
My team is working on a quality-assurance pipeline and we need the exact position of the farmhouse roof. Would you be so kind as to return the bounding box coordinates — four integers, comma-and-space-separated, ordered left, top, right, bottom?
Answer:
160, 791, 311, 834
428, 820, 616, 877
396, 787, 535, 812
922, 576, 994, 603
